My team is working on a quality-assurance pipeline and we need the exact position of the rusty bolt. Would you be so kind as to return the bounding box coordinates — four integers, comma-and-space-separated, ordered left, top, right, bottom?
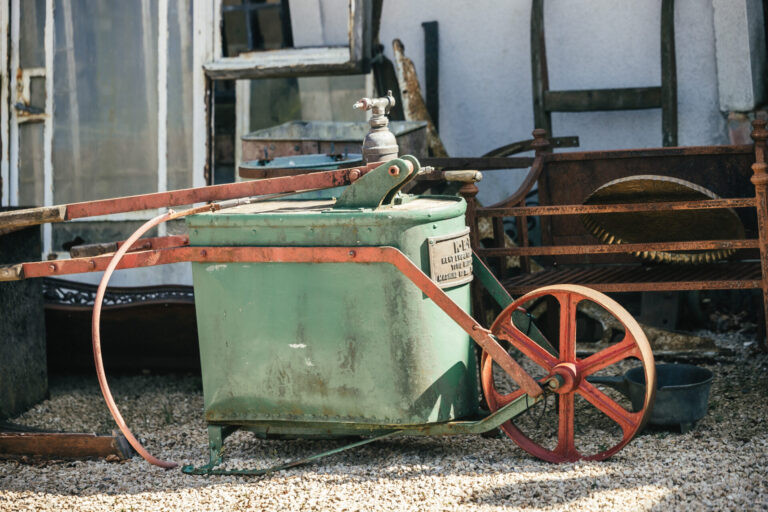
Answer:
349, 169, 361, 182
49, 263, 56, 272
388, 165, 400, 176
200, 249, 207, 257
89, 259, 96, 269
348, 250, 356, 257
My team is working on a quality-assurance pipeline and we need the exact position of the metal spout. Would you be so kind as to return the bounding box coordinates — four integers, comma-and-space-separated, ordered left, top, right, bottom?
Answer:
354, 90, 399, 164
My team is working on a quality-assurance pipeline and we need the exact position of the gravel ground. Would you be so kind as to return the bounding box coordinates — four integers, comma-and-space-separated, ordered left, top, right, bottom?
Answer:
1, 331, 767, 512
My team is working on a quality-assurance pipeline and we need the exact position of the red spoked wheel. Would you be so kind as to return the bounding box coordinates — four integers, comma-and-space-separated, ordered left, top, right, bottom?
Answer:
481, 285, 656, 463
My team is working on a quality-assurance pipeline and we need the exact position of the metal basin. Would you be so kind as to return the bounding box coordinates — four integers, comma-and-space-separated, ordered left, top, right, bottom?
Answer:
589, 363, 714, 433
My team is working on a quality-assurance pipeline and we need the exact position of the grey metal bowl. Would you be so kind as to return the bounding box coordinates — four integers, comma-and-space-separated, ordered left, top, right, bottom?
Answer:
589, 363, 714, 433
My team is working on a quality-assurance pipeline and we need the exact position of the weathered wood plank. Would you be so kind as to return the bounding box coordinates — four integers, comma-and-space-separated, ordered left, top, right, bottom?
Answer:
0, 205, 66, 235
422, 21, 439, 130
544, 87, 662, 112
203, 47, 365, 80
0, 432, 133, 460
530, 0, 551, 133
661, 0, 678, 146
419, 157, 534, 170
0, 264, 23, 282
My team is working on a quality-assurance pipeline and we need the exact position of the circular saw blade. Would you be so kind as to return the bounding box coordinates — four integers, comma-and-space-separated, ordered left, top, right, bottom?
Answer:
581, 175, 746, 264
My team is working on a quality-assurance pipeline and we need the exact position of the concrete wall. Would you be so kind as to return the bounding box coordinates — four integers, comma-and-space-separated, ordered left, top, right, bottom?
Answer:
378, 0, 730, 205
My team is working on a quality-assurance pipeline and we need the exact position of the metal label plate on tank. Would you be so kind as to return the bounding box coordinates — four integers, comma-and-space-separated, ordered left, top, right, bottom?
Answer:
427, 227, 473, 288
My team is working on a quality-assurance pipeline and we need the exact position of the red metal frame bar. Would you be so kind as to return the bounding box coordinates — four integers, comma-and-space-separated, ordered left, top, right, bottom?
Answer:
477, 238, 759, 257
5, 244, 544, 397
506, 279, 763, 295
477, 197, 756, 217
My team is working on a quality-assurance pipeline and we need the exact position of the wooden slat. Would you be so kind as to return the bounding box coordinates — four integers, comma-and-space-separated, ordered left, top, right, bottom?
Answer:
0, 205, 66, 234
422, 21, 439, 129
203, 47, 363, 80
419, 157, 534, 170
503, 261, 763, 295
530, 0, 550, 133
544, 87, 662, 112
0, 432, 133, 460
661, 0, 678, 146
478, 238, 758, 257
478, 197, 756, 217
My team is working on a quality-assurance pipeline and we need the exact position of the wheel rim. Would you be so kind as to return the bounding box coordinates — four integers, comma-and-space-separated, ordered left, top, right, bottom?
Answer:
481, 284, 656, 463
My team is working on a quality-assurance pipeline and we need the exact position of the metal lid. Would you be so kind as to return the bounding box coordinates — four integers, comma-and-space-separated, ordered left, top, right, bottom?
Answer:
187, 196, 465, 228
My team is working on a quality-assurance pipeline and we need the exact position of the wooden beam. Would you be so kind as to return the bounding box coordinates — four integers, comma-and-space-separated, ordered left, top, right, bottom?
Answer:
544, 87, 662, 112
661, 0, 678, 146
203, 47, 366, 80
530, 0, 551, 133
0, 432, 134, 460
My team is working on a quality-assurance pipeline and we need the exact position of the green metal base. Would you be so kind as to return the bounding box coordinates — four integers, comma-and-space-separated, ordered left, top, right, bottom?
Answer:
182, 391, 544, 476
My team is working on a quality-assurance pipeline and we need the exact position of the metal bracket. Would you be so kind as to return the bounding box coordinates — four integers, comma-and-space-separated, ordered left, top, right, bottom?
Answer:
15, 67, 47, 124
334, 157, 417, 209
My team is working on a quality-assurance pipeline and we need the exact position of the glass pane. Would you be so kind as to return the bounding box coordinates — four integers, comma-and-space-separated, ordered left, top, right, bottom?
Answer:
248, 78, 301, 131
52, 0, 159, 204
17, 124, 44, 207
167, 0, 193, 191
221, 0, 290, 56
16, 0, 46, 207
19, 0, 46, 68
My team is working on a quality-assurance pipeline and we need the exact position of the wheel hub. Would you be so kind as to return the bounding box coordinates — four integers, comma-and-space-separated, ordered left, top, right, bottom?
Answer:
549, 362, 580, 394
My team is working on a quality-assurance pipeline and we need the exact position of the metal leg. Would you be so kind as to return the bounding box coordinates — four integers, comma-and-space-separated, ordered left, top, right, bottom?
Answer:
182, 425, 237, 475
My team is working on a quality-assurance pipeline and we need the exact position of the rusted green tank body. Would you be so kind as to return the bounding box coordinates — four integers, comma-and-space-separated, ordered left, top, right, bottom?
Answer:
187, 193, 478, 436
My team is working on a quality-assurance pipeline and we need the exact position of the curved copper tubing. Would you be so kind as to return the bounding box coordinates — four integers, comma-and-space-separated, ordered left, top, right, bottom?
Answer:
92, 204, 214, 469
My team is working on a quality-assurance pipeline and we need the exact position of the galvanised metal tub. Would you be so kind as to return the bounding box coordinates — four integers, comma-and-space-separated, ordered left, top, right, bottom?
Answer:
187, 196, 478, 437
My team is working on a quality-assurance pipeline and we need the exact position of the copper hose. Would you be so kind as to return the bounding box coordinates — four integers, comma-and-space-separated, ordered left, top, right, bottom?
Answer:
92, 204, 216, 469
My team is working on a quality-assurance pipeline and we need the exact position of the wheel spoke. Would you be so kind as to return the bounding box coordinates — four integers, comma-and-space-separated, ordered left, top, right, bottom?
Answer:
554, 394, 577, 458
577, 381, 640, 436
578, 334, 641, 377
556, 293, 578, 363
497, 323, 559, 370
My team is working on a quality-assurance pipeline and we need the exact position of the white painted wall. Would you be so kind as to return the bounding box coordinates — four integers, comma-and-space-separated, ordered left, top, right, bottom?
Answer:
378, 0, 730, 205
713, 0, 767, 111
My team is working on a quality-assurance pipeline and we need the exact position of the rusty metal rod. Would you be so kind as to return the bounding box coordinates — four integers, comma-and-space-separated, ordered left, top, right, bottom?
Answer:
0, 164, 375, 232
506, 279, 763, 294
477, 239, 759, 257
477, 197, 756, 217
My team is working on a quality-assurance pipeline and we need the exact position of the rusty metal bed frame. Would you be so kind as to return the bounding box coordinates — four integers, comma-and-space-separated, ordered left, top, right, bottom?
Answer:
460, 120, 768, 347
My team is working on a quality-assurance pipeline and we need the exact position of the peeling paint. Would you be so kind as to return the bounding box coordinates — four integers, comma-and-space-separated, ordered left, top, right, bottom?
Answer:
206, 263, 227, 272
289, 343, 306, 349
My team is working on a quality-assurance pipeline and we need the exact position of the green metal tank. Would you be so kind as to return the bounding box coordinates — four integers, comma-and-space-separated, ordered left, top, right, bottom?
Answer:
187, 162, 478, 437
